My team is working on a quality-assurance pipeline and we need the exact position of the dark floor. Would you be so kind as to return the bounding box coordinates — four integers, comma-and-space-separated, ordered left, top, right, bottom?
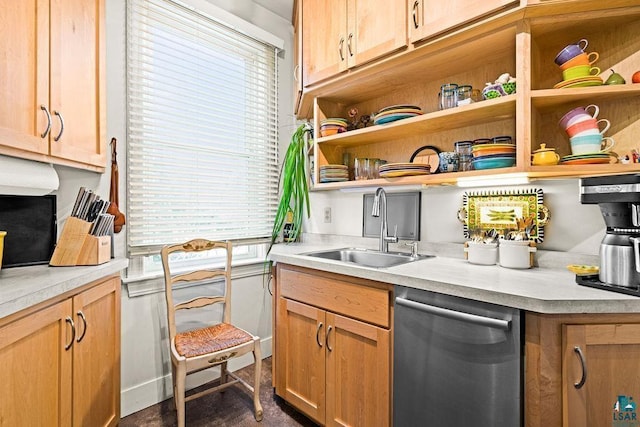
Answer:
120, 357, 317, 427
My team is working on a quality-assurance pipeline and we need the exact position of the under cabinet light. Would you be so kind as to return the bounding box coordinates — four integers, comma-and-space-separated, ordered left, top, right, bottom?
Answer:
456, 173, 530, 188
339, 184, 424, 193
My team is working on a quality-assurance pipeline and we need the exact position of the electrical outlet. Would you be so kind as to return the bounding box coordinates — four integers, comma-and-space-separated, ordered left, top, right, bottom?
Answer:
324, 207, 331, 223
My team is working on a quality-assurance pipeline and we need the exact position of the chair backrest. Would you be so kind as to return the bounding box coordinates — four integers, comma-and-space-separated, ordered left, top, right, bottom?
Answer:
160, 239, 233, 343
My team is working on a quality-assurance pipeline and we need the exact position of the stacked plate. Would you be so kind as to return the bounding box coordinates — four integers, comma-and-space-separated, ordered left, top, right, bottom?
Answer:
553, 76, 603, 89
319, 164, 349, 183
560, 152, 612, 165
379, 162, 430, 178
471, 142, 516, 170
320, 118, 348, 137
373, 105, 423, 125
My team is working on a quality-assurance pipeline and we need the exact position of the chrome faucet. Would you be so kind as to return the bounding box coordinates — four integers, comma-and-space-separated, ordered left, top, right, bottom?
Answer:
372, 187, 398, 252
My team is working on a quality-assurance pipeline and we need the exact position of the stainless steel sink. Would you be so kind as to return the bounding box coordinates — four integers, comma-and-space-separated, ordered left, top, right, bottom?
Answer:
303, 247, 433, 268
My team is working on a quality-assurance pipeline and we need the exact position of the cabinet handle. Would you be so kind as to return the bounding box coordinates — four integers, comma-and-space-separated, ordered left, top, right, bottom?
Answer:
347, 33, 354, 57
338, 37, 345, 61
326, 325, 333, 352
65, 316, 76, 350
412, 1, 419, 29
573, 346, 587, 389
294, 64, 301, 82
316, 322, 324, 347
53, 111, 65, 142
76, 311, 87, 343
40, 105, 52, 138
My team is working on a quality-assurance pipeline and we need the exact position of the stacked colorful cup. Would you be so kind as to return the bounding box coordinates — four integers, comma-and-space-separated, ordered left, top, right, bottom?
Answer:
553, 39, 603, 88
559, 105, 615, 155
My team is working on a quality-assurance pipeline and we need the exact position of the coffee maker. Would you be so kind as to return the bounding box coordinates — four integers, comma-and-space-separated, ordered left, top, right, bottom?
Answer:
580, 174, 640, 292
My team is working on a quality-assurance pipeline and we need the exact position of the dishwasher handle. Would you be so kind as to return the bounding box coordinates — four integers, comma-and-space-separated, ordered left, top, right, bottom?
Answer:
395, 297, 511, 331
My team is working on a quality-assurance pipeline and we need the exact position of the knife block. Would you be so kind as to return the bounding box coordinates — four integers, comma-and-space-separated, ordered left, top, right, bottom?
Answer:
49, 217, 111, 266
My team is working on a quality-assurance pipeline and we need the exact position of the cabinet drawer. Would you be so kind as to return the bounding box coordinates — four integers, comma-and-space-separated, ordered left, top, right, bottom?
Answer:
279, 267, 390, 328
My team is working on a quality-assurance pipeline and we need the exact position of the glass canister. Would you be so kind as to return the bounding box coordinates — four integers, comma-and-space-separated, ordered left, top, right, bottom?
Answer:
355, 158, 370, 180
454, 141, 474, 171
456, 85, 473, 106
438, 83, 458, 110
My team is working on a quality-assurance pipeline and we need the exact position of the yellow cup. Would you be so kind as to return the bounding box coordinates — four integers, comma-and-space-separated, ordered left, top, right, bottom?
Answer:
0, 231, 6, 270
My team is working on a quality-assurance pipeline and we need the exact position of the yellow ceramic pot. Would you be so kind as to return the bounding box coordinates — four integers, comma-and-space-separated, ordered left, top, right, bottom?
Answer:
532, 144, 560, 166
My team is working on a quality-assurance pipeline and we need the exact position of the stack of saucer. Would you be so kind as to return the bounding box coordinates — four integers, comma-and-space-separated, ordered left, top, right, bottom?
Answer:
319, 164, 349, 183
379, 162, 430, 178
553, 39, 603, 89
320, 118, 348, 137
373, 105, 423, 125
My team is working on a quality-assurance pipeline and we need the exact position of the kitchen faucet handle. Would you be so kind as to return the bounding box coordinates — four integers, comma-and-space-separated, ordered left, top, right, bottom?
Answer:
403, 241, 418, 256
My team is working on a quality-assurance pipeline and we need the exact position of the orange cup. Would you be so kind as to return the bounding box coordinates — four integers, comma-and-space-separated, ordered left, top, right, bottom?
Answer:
559, 52, 599, 71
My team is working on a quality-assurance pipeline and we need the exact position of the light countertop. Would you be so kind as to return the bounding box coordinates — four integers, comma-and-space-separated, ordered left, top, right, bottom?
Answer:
0, 258, 129, 319
269, 242, 640, 314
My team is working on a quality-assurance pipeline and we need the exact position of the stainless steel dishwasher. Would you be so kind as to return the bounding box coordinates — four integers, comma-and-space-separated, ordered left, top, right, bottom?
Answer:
394, 285, 522, 427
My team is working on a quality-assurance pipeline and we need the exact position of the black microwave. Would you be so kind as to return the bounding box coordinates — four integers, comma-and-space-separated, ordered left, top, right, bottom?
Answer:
0, 195, 57, 268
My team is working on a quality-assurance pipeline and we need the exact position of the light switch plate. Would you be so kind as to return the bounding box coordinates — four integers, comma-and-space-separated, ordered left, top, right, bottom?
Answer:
362, 192, 421, 240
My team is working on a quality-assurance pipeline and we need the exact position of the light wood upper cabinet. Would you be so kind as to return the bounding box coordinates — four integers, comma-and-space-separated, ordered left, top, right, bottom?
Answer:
409, 0, 518, 43
0, 274, 120, 427
563, 323, 640, 427
302, 0, 407, 86
0, 0, 106, 171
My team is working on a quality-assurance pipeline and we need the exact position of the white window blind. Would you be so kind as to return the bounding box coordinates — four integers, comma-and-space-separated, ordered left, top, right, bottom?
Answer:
126, 0, 279, 257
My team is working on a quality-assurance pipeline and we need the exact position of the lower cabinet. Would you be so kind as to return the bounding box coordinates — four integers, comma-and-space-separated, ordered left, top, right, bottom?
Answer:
274, 264, 391, 426
0, 274, 121, 426
563, 323, 640, 427
526, 312, 640, 427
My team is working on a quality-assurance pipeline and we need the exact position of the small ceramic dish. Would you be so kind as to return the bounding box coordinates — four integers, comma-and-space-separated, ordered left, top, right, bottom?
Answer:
567, 264, 599, 275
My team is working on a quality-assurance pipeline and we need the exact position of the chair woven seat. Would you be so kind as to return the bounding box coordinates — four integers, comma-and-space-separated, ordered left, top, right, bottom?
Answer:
175, 323, 253, 358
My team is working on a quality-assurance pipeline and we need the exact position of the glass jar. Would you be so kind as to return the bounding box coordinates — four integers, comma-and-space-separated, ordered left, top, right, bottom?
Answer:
456, 85, 473, 106
454, 141, 474, 171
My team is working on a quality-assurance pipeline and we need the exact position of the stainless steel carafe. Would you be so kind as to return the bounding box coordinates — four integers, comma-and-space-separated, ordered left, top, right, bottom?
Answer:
599, 233, 640, 288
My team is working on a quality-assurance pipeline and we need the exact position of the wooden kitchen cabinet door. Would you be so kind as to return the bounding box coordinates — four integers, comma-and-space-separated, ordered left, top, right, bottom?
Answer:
49, 0, 106, 168
0, 299, 73, 427
302, 0, 347, 86
413, 0, 517, 42
72, 276, 121, 427
347, 0, 407, 69
563, 323, 640, 427
276, 297, 327, 424
325, 312, 390, 427
0, 0, 50, 156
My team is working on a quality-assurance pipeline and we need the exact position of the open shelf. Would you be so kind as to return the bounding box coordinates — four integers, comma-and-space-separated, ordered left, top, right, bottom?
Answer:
531, 84, 640, 112
317, 95, 516, 148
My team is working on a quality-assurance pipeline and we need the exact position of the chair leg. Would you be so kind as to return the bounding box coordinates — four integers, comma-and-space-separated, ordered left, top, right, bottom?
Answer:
175, 363, 187, 427
220, 361, 228, 390
171, 361, 178, 409
252, 339, 263, 421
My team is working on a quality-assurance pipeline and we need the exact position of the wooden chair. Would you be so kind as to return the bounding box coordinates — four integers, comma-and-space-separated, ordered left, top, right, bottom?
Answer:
160, 239, 263, 426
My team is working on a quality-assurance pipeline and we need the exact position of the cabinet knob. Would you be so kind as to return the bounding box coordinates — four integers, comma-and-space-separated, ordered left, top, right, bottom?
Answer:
573, 346, 587, 389
65, 316, 76, 350
40, 105, 52, 138
53, 111, 65, 142
316, 322, 324, 347
412, 1, 420, 29
76, 310, 87, 342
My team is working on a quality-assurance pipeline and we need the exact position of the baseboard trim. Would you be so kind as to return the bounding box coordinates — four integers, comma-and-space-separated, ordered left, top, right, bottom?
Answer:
120, 336, 272, 417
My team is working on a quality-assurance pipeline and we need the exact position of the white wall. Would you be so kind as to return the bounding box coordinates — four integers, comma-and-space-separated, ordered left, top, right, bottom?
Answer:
305, 179, 605, 256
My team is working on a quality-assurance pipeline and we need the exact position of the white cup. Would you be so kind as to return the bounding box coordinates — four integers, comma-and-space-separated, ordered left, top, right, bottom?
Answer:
465, 241, 497, 265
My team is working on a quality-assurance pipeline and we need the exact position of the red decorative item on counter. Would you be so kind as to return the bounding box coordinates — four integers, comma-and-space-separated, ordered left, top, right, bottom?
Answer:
107, 137, 126, 233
